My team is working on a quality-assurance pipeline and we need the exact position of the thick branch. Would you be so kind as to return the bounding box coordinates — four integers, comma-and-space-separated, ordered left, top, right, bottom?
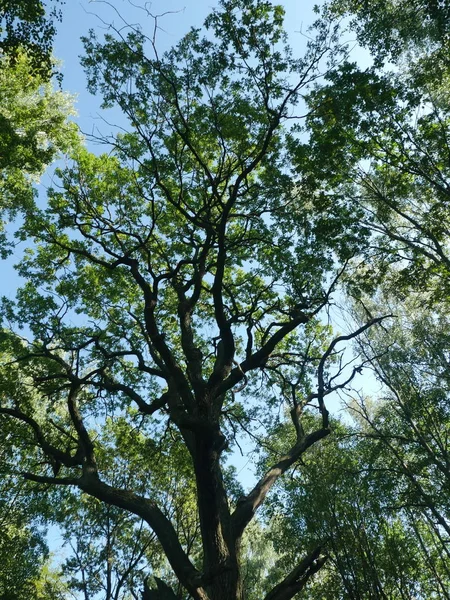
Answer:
264, 547, 328, 600
22, 472, 81, 486
209, 219, 236, 388
176, 290, 206, 399
216, 311, 310, 398
100, 378, 168, 415
231, 427, 330, 539
76, 476, 207, 600
127, 260, 196, 412
143, 577, 179, 600
67, 385, 97, 476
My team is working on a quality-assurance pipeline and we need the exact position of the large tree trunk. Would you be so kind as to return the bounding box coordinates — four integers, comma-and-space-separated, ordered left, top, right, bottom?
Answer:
192, 429, 243, 600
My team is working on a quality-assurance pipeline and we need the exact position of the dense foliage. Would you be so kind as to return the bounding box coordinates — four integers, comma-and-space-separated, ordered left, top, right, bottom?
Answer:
0, 50, 77, 253
0, 0, 63, 77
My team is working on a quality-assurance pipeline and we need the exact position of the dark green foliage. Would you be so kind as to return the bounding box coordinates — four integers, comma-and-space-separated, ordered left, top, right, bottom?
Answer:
0, 0, 63, 78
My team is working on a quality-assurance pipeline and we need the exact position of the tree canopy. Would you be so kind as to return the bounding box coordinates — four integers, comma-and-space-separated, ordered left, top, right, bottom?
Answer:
1, 0, 450, 598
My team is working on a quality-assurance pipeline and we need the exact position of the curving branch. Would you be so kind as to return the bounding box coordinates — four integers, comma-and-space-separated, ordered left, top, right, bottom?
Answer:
316, 315, 392, 427
0, 405, 83, 470
231, 428, 330, 540
216, 311, 310, 398
76, 476, 207, 600
231, 316, 391, 540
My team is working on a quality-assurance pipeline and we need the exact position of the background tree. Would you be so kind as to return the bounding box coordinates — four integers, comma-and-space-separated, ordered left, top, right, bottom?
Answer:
263, 409, 450, 599
0, 0, 79, 590
326, 0, 450, 70
291, 0, 450, 302
57, 418, 205, 600
273, 0, 450, 586
352, 297, 450, 577
60, 498, 158, 600
0, 0, 79, 257
0, 418, 70, 599
294, 9, 450, 586
0, 50, 78, 246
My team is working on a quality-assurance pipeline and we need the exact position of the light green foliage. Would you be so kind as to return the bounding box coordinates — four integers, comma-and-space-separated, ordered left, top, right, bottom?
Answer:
355, 298, 450, 512
0, 519, 47, 599
0, 1, 77, 250
0, 52, 76, 176
0, 50, 79, 255
239, 520, 279, 599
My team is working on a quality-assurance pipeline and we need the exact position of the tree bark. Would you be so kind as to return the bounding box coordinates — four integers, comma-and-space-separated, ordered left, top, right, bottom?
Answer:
192, 429, 243, 600
264, 547, 328, 600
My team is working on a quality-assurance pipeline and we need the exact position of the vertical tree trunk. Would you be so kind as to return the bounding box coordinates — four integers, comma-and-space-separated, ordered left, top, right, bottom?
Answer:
193, 431, 243, 600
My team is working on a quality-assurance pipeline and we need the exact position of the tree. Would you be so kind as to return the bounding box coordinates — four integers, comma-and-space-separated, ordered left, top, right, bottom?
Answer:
353, 298, 450, 558
281, 0, 450, 589
0, 0, 78, 255
60, 498, 159, 600
261, 295, 450, 597
0, 1, 385, 598
263, 410, 450, 599
326, 0, 450, 71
